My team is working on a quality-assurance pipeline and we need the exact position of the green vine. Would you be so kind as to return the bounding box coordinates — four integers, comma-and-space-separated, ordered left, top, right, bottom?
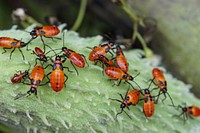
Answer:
70, 0, 88, 31
119, 0, 153, 57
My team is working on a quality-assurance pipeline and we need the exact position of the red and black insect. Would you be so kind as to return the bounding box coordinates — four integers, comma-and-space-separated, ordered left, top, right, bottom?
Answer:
88, 41, 115, 62
59, 32, 88, 75
110, 89, 140, 119
152, 68, 175, 106
11, 62, 31, 83
31, 26, 60, 37
172, 104, 200, 124
61, 47, 88, 75
135, 79, 155, 118
27, 25, 60, 52
105, 66, 139, 88
143, 88, 155, 118
0, 37, 30, 60
11, 70, 29, 83
32, 47, 48, 66
115, 45, 129, 72
14, 65, 45, 99
45, 55, 69, 92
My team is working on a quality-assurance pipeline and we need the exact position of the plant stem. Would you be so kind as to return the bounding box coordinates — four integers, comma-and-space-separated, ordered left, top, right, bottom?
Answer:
70, 0, 87, 31
132, 23, 138, 41
136, 32, 153, 57
120, 0, 139, 22
120, 0, 153, 57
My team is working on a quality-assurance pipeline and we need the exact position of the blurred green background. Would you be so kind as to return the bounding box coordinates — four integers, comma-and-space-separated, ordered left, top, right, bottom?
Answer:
0, 0, 133, 37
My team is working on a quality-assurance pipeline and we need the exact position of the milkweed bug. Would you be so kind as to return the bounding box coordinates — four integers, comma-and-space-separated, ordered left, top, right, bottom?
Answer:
88, 41, 115, 62
152, 68, 175, 106
105, 66, 139, 88
143, 88, 155, 118
115, 45, 129, 72
27, 25, 60, 52
136, 79, 155, 118
110, 89, 140, 119
30, 26, 60, 38
62, 47, 88, 75
171, 104, 200, 124
11, 62, 31, 83
32, 47, 48, 66
0, 37, 30, 60
14, 65, 45, 99
60, 32, 88, 75
45, 55, 69, 92
11, 70, 29, 83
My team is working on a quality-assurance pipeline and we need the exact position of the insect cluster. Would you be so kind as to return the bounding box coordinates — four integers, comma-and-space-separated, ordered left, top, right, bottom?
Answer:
0, 26, 88, 99
87, 37, 200, 123
0, 25, 199, 126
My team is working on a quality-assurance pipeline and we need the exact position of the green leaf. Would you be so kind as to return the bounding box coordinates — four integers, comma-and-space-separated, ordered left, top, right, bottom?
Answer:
0, 24, 199, 133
